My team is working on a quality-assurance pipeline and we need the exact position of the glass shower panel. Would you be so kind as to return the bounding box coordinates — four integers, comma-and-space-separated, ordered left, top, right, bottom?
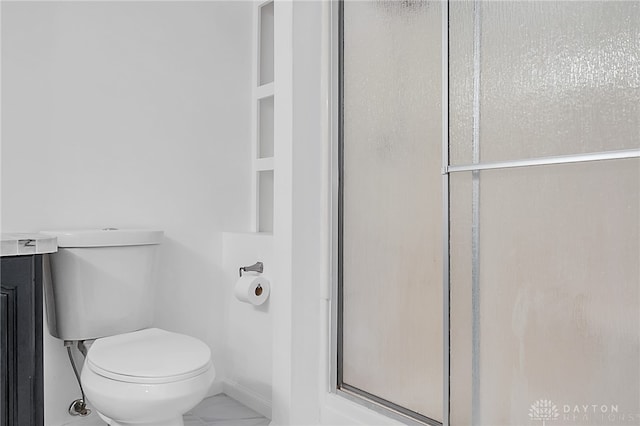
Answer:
341, 0, 442, 421
449, 1, 640, 166
449, 159, 640, 426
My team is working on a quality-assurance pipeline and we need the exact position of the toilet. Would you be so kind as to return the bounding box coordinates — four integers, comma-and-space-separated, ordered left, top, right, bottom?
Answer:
42, 229, 215, 426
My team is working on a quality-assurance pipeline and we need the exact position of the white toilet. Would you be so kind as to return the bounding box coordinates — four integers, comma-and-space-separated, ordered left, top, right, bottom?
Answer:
42, 228, 215, 426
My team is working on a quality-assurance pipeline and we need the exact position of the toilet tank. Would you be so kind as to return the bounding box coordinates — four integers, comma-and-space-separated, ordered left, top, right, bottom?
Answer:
41, 229, 164, 341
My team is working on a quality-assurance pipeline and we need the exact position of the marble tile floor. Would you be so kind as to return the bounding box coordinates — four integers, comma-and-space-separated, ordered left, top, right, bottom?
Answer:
61, 394, 270, 426
185, 394, 270, 426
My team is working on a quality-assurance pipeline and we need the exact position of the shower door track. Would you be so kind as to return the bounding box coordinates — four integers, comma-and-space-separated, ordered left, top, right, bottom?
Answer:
337, 385, 443, 426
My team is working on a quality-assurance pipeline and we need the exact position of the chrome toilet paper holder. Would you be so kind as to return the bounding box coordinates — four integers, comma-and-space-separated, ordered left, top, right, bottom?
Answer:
239, 261, 264, 277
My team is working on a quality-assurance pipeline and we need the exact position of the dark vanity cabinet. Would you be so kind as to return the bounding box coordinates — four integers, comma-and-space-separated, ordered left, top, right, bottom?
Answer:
1, 255, 44, 426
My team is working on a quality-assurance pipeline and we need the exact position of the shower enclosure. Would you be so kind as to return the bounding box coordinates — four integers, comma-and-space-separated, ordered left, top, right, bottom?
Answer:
335, 1, 640, 425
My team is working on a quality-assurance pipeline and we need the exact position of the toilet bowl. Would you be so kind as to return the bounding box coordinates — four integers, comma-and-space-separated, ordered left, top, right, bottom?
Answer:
81, 328, 215, 426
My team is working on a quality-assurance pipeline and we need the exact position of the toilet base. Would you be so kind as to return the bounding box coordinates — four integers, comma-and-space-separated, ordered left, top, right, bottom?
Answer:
99, 412, 184, 426
83, 357, 214, 426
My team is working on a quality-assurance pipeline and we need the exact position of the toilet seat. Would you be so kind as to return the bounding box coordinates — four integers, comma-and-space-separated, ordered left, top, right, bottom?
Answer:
86, 328, 212, 384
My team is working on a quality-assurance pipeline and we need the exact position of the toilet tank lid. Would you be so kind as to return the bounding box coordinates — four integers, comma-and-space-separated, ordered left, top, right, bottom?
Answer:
40, 228, 163, 248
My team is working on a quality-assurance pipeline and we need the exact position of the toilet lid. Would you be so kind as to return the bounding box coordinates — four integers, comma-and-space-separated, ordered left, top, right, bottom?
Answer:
86, 328, 212, 384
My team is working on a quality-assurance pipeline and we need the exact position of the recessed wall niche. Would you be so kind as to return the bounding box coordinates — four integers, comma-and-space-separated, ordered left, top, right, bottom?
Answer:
252, 1, 275, 233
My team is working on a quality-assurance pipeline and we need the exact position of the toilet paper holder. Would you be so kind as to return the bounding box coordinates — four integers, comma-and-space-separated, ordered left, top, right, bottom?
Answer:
239, 261, 263, 277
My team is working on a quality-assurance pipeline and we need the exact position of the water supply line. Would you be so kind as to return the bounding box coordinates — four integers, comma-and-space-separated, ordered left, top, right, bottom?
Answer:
64, 340, 91, 417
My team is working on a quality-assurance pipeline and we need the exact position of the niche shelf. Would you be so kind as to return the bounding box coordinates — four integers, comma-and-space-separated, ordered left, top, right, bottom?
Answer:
258, 95, 274, 159
252, 0, 274, 233
257, 170, 274, 233
258, 1, 274, 86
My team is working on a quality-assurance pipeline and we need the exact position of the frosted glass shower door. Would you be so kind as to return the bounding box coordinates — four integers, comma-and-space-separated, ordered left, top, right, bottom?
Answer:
448, 2, 640, 425
450, 160, 640, 426
339, 0, 443, 423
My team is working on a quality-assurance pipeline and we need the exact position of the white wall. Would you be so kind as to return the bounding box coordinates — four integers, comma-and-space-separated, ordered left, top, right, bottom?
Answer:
1, 2, 252, 425
290, 0, 325, 422
270, 1, 327, 424
222, 232, 273, 417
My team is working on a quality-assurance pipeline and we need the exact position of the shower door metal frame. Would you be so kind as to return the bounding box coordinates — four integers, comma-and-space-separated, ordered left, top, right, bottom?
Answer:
330, 1, 640, 426
441, 3, 451, 426
330, 1, 448, 425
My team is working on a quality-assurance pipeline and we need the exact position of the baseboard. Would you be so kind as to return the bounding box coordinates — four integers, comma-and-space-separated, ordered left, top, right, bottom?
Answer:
222, 379, 272, 419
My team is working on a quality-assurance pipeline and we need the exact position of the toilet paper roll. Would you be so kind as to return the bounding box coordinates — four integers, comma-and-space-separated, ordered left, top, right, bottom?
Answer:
234, 274, 270, 305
